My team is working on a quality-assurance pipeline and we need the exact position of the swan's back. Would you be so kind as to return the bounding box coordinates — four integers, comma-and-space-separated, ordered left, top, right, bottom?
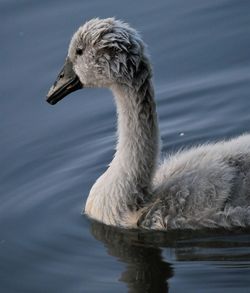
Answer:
139, 134, 250, 229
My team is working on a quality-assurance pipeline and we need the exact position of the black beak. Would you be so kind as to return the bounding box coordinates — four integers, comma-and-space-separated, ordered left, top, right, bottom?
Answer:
46, 57, 82, 105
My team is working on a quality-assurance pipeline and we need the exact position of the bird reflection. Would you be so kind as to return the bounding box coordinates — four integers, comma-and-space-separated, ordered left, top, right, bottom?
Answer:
90, 221, 174, 292
90, 221, 250, 292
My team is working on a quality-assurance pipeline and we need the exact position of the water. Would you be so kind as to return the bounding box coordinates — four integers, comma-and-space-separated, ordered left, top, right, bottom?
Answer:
1, 0, 250, 292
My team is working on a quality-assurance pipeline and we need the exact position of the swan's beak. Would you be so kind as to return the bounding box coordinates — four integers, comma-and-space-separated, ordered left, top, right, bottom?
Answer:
46, 57, 82, 105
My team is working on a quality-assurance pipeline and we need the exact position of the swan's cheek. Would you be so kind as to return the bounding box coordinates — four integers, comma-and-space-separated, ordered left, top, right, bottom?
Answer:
74, 63, 89, 86
74, 63, 108, 88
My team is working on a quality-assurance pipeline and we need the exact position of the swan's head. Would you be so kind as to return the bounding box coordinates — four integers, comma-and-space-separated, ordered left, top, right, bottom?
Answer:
46, 17, 147, 105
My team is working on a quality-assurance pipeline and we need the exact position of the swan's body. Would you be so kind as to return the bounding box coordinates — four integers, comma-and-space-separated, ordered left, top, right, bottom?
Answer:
46, 18, 250, 230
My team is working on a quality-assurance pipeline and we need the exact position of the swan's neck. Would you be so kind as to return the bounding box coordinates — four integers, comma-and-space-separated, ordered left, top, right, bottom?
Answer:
85, 64, 159, 227
112, 80, 159, 189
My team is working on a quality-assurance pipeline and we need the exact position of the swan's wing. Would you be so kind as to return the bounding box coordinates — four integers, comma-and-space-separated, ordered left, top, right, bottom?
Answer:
139, 134, 250, 230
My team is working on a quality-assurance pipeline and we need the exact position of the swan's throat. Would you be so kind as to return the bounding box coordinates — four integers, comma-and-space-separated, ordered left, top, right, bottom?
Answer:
85, 66, 159, 227
112, 79, 159, 188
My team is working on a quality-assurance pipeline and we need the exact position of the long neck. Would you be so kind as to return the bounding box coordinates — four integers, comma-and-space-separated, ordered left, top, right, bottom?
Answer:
85, 61, 159, 227
111, 77, 159, 195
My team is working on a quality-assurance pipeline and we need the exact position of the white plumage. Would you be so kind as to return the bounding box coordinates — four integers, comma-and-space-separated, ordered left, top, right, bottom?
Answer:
46, 18, 250, 230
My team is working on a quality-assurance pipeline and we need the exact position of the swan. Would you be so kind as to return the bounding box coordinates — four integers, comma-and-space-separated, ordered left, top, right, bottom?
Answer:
46, 18, 250, 230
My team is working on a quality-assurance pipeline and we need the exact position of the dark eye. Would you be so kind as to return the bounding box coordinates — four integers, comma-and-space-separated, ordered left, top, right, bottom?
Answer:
76, 48, 83, 55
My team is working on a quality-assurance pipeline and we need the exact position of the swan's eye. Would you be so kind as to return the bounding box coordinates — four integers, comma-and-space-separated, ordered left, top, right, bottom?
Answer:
76, 48, 83, 56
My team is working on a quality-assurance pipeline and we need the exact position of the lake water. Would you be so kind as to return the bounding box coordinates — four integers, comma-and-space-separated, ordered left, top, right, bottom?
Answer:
1, 0, 250, 292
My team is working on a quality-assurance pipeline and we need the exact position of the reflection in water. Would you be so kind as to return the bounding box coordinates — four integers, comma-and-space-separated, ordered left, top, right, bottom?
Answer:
173, 231, 250, 263
90, 222, 250, 292
90, 221, 173, 292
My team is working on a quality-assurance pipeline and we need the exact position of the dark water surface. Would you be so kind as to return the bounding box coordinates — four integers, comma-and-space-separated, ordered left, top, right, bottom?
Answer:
1, 0, 250, 292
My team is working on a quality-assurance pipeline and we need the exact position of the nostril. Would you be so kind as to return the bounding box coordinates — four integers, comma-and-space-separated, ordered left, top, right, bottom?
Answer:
59, 72, 64, 79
